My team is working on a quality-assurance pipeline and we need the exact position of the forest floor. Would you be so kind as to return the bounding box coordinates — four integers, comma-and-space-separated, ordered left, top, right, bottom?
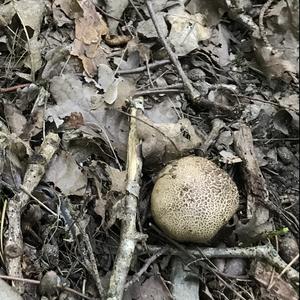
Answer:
0, 0, 299, 299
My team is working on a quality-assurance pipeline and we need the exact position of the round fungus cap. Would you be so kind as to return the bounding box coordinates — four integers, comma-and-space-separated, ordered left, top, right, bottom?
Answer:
151, 156, 239, 243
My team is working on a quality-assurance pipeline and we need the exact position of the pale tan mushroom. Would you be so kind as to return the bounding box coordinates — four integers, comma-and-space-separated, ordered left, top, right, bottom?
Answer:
151, 156, 239, 243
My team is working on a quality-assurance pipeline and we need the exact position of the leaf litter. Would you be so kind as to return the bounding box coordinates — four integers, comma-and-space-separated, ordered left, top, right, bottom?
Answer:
0, 0, 299, 299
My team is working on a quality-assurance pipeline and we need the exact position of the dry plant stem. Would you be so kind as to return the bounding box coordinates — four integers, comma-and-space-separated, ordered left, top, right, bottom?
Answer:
77, 220, 104, 298
145, 0, 200, 102
5, 133, 60, 292
259, 0, 275, 48
0, 83, 31, 93
135, 88, 183, 96
141, 244, 299, 283
116, 60, 170, 75
107, 99, 145, 300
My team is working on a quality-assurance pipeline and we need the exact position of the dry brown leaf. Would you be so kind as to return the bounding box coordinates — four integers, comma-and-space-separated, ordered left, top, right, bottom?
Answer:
71, 0, 108, 76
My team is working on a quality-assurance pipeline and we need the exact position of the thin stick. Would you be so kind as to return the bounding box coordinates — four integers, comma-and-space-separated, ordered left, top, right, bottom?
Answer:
140, 243, 299, 283
0, 83, 31, 93
5, 133, 60, 292
107, 98, 146, 300
116, 60, 170, 75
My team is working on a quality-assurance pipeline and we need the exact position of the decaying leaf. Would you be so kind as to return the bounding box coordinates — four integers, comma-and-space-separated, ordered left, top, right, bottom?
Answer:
124, 275, 172, 300
46, 74, 129, 160
44, 150, 87, 196
105, 0, 129, 34
137, 114, 203, 169
252, 0, 299, 81
52, 0, 82, 27
251, 260, 298, 300
166, 7, 211, 56
0, 0, 46, 76
71, 0, 108, 76
3, 103, 27, 137
137, 12, 168, 39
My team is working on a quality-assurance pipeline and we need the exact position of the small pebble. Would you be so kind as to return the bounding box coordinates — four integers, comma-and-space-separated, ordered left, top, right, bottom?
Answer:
187, 68, 206, 82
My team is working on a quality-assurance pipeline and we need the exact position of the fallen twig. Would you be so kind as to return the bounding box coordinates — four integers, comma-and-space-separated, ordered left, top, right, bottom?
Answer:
139, 243, 299, 283
5, 132, 60, 292
258, 0, 275, 49
0, 83, 31, 93
107, 98, 147, 300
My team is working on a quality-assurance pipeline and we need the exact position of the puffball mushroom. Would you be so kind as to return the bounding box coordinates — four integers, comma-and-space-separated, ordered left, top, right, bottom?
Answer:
151, 156, 239, 243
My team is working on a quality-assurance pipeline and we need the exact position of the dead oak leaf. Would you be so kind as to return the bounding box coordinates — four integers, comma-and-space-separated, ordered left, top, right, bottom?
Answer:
71, 0, 108, 76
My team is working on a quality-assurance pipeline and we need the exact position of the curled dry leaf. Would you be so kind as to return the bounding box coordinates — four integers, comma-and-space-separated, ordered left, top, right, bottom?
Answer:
104, 35, 131, 46
71, 0, 108, 76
